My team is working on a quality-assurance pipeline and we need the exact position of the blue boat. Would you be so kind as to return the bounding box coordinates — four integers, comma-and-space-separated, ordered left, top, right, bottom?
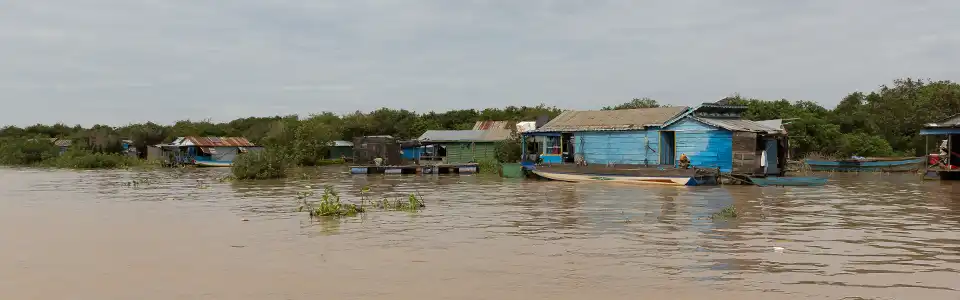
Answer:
804, 157, 924, 172
749, 176, 828, 187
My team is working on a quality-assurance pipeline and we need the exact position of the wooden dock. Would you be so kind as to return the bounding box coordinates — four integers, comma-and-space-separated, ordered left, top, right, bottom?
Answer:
350, 163, 480, 175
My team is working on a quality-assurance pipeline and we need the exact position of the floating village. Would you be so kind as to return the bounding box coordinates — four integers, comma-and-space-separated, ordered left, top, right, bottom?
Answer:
108, 101, 960, 187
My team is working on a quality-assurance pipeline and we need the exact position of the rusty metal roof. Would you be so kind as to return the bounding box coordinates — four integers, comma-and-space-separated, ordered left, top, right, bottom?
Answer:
182, 136, 256, 147
532, 106, 689, 132
473, 120, 514, 130
694, 117, 785, 134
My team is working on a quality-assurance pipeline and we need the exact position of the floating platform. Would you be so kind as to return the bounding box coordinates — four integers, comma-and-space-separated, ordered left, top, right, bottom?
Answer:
350, 163, 480, 175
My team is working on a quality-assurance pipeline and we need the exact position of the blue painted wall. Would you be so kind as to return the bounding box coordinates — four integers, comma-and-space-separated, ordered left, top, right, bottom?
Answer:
574, 130, 660, 165
663, 118, 733, 173
401, 147, 423, 160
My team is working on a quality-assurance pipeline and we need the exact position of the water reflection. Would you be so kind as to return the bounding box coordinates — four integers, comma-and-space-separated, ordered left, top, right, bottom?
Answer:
1, 167, 959, 299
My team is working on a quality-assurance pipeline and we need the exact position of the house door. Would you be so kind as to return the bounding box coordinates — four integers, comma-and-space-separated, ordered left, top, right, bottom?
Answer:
660, 131, 676, 166
764, 139, 779, 175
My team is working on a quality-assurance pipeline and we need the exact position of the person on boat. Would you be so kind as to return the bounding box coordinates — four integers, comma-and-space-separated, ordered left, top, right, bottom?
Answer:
678, 153, 690, 169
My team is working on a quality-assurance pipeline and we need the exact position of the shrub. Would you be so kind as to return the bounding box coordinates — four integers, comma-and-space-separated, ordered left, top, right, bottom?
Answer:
0, 138, 60, 165
231, 148, 290, 180
837, 133, 894, 157
477, 159, 501, 175
45, 150, 141, 169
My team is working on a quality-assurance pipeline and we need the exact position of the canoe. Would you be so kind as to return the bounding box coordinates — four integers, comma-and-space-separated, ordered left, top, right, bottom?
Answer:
749, 176, 828, 187
194, 160, 232, 167
532, 170, 699, 186
529, 164, 720, 186
804, 157, 924, 172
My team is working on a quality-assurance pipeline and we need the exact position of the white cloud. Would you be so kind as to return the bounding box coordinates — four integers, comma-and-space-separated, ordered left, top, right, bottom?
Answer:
1, 0, 959, 126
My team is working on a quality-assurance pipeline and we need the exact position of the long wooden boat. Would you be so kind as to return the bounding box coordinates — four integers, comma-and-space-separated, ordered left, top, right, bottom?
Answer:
529, 164, 718, 186
194, 160, 233, 167
749, 176, 828, 187
804, 157, 924, 172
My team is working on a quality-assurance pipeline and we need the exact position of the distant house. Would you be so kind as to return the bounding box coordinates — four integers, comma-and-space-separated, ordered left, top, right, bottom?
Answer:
160, 136, 262, 167
53, 139, 72, 155
353, 135, 401, 166
417, 129, 512, 164
524, 104, 787, 175
328, 140, 354, 160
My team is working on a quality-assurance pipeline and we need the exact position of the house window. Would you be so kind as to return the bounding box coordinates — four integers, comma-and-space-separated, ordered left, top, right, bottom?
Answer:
545, 136, 561, 155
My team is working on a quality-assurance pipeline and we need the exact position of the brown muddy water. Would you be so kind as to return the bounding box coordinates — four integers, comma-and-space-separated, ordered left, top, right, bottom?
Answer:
1, 167, 959, 300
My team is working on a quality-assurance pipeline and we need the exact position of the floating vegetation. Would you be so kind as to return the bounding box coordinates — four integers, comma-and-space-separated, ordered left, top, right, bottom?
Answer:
711, 205, 739, 220
296, 185, 425, 218
195, 179, 210, 189
120, 177, 157, 187
298, 186, 365, 217
217, 175, 236, 183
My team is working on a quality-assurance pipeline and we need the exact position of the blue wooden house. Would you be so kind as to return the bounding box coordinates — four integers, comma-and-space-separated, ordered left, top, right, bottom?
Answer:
523, 104, 787, 175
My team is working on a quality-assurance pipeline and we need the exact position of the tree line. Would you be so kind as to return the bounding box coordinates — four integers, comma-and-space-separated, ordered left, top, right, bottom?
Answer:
2, 77, 959, 165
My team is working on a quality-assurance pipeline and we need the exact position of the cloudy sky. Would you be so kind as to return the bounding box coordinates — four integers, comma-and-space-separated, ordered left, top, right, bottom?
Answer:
1, 0, 958, 126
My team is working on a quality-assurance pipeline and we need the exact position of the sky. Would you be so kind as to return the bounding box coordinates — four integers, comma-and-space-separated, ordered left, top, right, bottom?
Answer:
2, 0, 959, 126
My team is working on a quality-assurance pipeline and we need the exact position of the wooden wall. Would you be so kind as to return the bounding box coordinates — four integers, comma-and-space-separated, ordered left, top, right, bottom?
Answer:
574, 130, 660, 165
444, 142, 497, 164
732, 132, 758, 174
663, 118, 734, 173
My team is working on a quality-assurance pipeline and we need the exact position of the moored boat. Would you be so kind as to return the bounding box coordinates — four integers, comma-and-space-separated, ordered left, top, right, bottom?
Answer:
804, 157, 924, 172
529, 164, 719, 186
194, 160, 233, 167
748, 176, 828, 187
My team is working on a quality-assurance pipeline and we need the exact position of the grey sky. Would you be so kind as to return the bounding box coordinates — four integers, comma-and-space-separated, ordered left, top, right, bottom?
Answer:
2, 0, 959, 126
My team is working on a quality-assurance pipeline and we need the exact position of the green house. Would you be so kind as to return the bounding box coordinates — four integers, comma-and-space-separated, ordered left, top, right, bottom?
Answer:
417, 129, 512, 164
328, 140, 354, 160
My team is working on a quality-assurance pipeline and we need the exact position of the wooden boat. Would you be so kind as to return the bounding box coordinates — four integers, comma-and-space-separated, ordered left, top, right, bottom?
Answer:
749, 176, 828, 187
194, 160, 232, 167
529, 164, 719, 186
804, 157, 924, 172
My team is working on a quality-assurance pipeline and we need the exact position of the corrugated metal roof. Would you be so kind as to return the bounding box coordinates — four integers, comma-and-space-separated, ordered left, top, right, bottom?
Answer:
927, 113, 960, 128
473, 120, 513, 130
694, 117, 785, 134
330, 140, 354, 147
53, 139, 72, 147
180, 136, 256, 147
533, 106, 689, 132
418, 129, 512, 142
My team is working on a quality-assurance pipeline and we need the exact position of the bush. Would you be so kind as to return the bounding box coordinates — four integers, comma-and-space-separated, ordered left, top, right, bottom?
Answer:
44, 150, 141, 169
837, 133, 894, 157
494, 133, 522, 163
231, 149, 290, 180
0, 138, 60, 165
477, 159, 501, 175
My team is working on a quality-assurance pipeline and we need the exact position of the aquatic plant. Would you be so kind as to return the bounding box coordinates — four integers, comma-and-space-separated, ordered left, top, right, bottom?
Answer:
477, 159, 501, 175
231, 148, 290, 180
370, 193, 426, 212
297, 185, 424, 218
711, 205, 739, 220
298, 186, 365, 217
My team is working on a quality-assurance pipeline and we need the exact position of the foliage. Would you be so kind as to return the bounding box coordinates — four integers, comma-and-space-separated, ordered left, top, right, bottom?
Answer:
837, 133, 894, 157
603, 97, 662, 110
0, 138, 60, 165
3, 77, 960, 160
43, 150, 141, 169
494, 131, 522, 163
298, 186, 364, 217
231, 149, 290, 180
297, 186, 425, 218
711, 205, 739, 220
477, 159, 502, 175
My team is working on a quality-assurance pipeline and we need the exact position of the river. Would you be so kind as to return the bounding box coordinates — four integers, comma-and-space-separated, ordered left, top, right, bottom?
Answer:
1, 167, 959, 299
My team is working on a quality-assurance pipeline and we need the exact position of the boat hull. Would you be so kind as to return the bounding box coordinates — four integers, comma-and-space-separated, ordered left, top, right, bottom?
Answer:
532, 170, 697, 186
195, 160, 233, 167
749, 176, 828, 187
805, 157, 924, 172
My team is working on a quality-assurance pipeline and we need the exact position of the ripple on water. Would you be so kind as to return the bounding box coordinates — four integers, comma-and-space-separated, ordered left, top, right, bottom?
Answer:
1, 168, 960, 299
